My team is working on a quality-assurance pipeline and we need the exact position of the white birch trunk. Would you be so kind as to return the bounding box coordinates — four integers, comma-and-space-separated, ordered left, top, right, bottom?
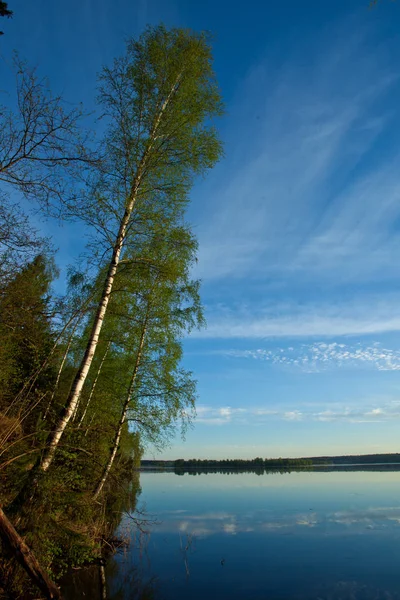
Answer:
92, 325, 147, 500
39, 74, 182, 474
77, 341, 111, 425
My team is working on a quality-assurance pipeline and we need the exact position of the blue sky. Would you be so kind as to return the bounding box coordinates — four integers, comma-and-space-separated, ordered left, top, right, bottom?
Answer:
3, 0, 400, 459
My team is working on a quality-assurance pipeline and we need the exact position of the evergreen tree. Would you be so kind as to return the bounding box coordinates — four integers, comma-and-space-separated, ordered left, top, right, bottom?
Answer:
0, 255, 56, 473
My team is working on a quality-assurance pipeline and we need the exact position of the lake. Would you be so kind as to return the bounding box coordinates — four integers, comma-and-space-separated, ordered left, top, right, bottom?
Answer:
63, 467, 400, 599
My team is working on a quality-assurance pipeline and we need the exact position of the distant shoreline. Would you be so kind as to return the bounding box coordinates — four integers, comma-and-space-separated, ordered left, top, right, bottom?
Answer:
140, 453, 400, 471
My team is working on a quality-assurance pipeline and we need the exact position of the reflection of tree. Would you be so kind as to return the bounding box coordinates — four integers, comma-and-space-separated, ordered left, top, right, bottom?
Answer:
173, 465, 313, 476
107, 562, 158, 600
180, 532, 195, 577
61, 564, 103, 600
169, 456, 400, 476
61, 560, 159, 600
172, 457, 313, 475
57, 476, 144, 599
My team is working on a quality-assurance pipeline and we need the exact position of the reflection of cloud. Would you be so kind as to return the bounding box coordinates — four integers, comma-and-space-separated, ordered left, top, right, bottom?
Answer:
260, 522, 288, 531
297, 515, 318, 527
158, 511, 238, 538
331, 506, 400, 529
153, 506, 400, 539
189, 512, 232, 521
222, 523, 237, 535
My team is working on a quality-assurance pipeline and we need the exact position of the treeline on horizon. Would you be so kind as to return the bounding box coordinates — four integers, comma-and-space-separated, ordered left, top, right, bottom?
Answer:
142, 453, 400, 470
172, 457, 313, 475
0, 23, 223, 598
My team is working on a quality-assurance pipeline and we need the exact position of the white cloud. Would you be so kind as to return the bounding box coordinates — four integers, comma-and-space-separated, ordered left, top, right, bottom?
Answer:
194, 401, 400, 426
195, 405, 250, 425
221, 341, 400, 372
283, 411, 303, 421
219, 407, 232, 417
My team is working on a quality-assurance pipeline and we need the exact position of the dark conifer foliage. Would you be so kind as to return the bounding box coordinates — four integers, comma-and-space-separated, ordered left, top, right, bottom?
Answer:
0, 1, 12, 35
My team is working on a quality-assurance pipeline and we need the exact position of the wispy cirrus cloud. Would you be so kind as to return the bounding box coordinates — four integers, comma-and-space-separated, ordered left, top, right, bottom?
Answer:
195, 23, 400, 287
195, 401, 400, 425
190, 21, 400, 359
192, 298, 400, 339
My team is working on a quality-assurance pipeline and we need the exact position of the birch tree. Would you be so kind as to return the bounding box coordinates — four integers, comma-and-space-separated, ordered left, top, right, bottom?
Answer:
38, 25, 222, 472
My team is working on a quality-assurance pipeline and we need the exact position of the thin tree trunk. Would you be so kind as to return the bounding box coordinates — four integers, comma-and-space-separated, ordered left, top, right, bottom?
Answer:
92, 325, 147, 500
77, 341, 111, 425
38, 75, 182, 474
43, 316, 80, 421
84, 412, 96, 437
0, 506, 61, 599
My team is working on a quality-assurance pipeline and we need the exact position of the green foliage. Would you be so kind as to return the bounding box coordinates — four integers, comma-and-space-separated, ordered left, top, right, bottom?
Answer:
103, 223, 204, 448
0, 24, 223, 597
0, 255, 58, 494
0, 255, 57, 407
74, 24, 223, 252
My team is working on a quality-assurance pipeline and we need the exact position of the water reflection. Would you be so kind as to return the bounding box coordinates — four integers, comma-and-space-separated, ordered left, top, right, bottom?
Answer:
66, 468, 400, 600
149, 504, 400, 537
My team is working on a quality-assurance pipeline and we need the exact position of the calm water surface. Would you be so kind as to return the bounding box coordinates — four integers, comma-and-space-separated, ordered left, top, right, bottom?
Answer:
65, 469, 400, 599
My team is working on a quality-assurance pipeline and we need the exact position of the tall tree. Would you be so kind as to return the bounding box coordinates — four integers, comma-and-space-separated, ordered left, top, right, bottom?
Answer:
0, 255, 56, 458
38, 25, 223, 472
